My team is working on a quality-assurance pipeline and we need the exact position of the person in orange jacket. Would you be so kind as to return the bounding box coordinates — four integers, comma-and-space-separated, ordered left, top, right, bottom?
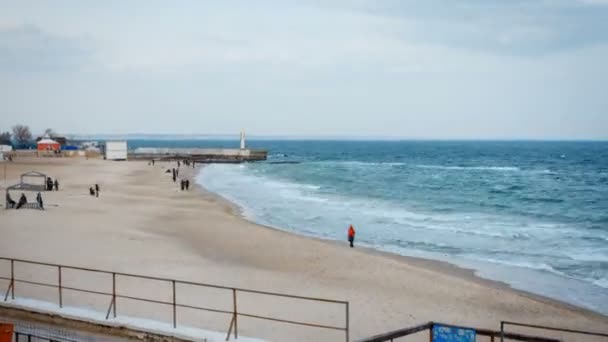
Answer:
348, 225, 356, 248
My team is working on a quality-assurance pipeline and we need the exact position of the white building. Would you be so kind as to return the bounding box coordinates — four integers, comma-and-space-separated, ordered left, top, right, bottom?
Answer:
104, 141, 128, 160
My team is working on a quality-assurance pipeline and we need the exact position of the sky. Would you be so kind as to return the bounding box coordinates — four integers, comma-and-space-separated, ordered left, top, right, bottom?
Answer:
0, 0, 607, 139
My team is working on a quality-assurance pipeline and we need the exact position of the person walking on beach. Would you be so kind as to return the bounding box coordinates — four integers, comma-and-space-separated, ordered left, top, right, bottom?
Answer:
180, 179, 185, 191
185, 179, 190, 190
36, 192, 44, 209
348, 225, 356, 248
54, 179, 59, 191
95, 184, 100, 197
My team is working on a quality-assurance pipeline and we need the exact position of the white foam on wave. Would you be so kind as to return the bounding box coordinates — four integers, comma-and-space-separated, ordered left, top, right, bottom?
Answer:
416, 165, 521, 171
311, 161, 406, 167
592, 278, 608, 289
197, 163, 608, 315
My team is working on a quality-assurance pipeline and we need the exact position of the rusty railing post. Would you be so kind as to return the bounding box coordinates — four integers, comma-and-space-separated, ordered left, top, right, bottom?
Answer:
430, 322, 434, 342
500, 321, 504, 342
10, 259, 14, 300
225, 315, 235, 341
172, 280, 177, 328
3, 259, 14, 302
106, 272, 117, 320
346, 302, 350, 342
233, 288, 238, 339
58, 265, 63, 308
113, 273, 117, 318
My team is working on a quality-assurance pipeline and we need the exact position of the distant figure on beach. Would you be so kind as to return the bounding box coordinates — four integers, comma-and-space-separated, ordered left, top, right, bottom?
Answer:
177, 160, 181, 167
89, 187, 95, 196
180, 179, 185, 191
192, 160, 195, 168
16, 193, 27, 209
6, 193, 16, 208
185, 180, 190, 190
36, 192, 43, 209
152, 159, 155, 166
46, 177, 54, 191
348, 225, 356, 248
95, 184, 100, 197
54, 179, 59, 191
172, 168, 177, 182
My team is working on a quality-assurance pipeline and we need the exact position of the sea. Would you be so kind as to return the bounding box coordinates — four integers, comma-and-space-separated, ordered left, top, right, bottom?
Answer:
132, 140, 608, 315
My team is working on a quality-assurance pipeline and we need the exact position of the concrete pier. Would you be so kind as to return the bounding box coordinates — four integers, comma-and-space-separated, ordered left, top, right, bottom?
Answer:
129, 148, 267, 163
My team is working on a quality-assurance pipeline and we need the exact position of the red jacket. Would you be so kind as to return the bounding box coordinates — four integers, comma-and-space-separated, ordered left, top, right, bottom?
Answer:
348, 226, 356, 238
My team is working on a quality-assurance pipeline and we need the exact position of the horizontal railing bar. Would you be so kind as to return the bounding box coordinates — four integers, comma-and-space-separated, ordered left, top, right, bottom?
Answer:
5, 279, 113, 298
238, 312, 346, 331
115, 294, 173, 306
0, 257, 347, 304
5, 277, 338, 322
61, 286, 112, 297
435, 322, 560, 342
7, 258, 110, 275
502, 321, 608, 338
356, 322, 562, 342
15, 331, 78, 342
177, 303, 234, 315
234, 287, 348, 304
355, 322, 433, 342
12, 278, 58, 289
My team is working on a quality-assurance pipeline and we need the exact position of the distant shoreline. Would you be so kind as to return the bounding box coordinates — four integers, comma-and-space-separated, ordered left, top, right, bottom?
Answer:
65, 136, 608, 143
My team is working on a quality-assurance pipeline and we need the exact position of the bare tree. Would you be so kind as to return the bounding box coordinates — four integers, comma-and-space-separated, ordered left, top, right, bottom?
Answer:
0, 131, 11, 145
12, 124, 33, 148
44, 128, 57, 137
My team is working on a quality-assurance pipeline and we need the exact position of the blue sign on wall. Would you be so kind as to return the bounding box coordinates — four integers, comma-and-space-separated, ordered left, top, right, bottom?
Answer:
433, 324, 476, 342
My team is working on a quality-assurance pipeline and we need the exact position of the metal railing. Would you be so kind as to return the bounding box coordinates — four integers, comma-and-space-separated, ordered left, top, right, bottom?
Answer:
14, 331, 77, 342
0, 257, 349, 341
501, 321, 608, 341
357, 322, 563, 342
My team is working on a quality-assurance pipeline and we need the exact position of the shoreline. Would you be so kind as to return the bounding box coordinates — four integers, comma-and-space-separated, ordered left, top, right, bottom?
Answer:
192, 166, 608, 321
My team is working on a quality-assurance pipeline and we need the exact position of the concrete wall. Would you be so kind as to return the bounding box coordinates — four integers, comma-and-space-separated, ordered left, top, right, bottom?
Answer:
134, 148, 251, 157
130, 148, 267, 162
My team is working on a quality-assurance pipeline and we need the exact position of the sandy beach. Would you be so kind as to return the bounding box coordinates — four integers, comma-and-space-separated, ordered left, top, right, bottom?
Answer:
1, 158, 607, 341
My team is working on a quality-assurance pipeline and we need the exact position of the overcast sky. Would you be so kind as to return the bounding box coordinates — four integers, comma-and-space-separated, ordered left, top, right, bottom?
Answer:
0, 0, 607, 139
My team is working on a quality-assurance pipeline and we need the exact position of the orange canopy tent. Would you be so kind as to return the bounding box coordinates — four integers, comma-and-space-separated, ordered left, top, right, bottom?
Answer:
37, 138, 60, 151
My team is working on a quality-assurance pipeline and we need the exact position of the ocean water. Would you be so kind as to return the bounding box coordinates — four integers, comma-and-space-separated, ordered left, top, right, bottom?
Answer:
135, 140, 608, 314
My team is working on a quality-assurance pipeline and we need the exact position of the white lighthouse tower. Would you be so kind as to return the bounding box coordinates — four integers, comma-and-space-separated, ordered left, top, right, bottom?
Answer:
240, 130, 246, 150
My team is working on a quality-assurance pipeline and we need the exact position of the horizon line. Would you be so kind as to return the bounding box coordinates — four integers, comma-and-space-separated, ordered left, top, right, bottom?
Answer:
64, 133, 608, 142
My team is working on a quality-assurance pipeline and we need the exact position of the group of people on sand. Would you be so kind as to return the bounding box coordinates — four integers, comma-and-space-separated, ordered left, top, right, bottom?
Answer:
164, 161, 192, 191
180, 179, 190, 191
180, 159, 196, 168
88, 184, 100, 197
46, 177, 59, 191
6, 192, 44, 210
